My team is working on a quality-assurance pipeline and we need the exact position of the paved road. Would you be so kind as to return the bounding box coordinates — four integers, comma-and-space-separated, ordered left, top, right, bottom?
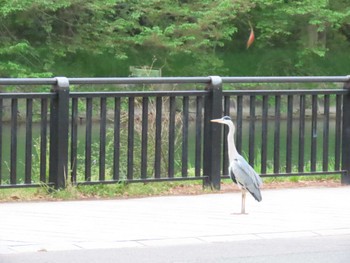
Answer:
1, 186, 350, 262
2, 235, 350, 263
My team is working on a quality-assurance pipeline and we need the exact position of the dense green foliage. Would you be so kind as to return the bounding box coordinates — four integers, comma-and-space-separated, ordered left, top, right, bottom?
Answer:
0, 0, 349, 77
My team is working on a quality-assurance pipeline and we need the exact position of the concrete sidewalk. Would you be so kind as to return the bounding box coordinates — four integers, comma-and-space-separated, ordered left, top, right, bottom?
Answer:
1, 186, 350, 254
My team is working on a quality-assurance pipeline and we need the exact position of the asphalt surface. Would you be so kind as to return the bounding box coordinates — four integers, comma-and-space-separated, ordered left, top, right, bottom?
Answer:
1, 186, 350, 262
2, 235, 350, 263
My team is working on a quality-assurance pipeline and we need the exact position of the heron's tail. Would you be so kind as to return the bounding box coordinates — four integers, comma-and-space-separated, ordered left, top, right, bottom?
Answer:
247, 188, 262, 202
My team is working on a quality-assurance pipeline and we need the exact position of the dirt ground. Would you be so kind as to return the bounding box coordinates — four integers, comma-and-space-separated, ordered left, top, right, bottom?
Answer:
165, 179, 342, 196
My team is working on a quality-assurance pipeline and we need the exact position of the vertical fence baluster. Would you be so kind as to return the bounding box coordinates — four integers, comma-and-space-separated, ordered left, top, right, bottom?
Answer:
113, 97, 121, 181
323, 95, 330, 171
10, 98, 18, 184
0, 99, 2, 184
182, 96, 189, 177
85, 97, 92, 181
195, 96, 203, 177
127, 97, 134, 180
298, 95, 305, 172
40, 98, 48, 183
249, 96, 256, 167
286, 95, 293, 173
100, 97, 107, 181
49, 77, 70, 188
223, 96, 230, 175
71, 97, 78, 183
154, 97, 162, 179
342, 80, 350, 184
334, 94, 341, 171
311, 95, 318, 171
236, 96, 243, 153
224, 96, 230, 116
203, 76, 222, 189
274, 95, 281, 173
168, 96, 176, 178
141, 97, 148, 179
261, 95, 268, 174
25, 98, 33, 184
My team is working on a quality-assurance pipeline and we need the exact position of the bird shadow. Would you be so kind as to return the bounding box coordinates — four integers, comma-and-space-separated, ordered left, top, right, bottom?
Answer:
231, 212, 249, 215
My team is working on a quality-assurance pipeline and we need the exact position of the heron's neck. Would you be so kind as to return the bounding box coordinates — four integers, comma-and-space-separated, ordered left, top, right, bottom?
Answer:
227, 122, 239, 162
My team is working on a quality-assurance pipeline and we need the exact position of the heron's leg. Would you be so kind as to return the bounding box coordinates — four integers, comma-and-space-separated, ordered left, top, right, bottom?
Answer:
241, 189, 246, 214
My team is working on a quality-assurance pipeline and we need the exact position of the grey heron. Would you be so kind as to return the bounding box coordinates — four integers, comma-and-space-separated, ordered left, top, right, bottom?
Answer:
211, 116, 262, 214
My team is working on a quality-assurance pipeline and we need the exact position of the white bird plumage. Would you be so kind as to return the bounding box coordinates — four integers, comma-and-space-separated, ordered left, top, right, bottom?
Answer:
211, 116, 262, 214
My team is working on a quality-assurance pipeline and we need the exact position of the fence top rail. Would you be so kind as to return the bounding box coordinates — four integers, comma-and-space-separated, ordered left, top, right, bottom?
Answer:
223, 89, 347, 96
69, 77, 212, 85
70, 90, 208, 98
222, 76, 350, 83
0, 76, 350, 86
0, 77, 211, 85
0, 78, 56, 85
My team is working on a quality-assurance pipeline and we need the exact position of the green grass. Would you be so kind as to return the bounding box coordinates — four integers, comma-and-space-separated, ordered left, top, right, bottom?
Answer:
0, 181, 204, 202
261, 174, 341, 184
0, 173, 341, 202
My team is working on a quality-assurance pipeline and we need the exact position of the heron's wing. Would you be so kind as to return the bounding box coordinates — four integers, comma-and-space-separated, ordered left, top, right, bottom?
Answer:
229, 167, 238, 184
231, 156, 262, 202
235, 156, 262, 187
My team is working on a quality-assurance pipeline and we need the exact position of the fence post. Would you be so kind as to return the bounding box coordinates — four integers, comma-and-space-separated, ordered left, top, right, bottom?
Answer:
49, 77, 70, 189
203, 76, 223, 190
342, 78, 350, 184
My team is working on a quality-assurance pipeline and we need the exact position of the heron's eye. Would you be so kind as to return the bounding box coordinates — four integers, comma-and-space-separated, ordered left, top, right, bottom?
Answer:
222, 116, 231, 121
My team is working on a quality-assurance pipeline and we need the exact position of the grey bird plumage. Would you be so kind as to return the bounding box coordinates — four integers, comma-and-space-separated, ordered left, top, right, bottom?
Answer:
211, 116, 262, 213
230, 155, 262, 202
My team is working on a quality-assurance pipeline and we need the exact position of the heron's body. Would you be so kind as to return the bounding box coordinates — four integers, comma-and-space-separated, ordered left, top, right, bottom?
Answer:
230, 155, 262, 202
211, 116, 262, 213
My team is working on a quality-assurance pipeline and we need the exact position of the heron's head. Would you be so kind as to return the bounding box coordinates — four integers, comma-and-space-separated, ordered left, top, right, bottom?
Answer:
210, 116, 232, 125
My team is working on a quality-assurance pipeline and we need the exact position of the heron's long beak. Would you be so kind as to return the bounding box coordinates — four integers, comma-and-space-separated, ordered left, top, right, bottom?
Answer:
211, 118, 223, 123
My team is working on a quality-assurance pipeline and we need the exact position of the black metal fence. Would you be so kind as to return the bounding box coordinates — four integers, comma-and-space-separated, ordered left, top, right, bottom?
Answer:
0, 76, 350, 189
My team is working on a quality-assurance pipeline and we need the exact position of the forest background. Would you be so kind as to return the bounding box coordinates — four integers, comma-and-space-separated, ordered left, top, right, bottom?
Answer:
1, 0, 350, 78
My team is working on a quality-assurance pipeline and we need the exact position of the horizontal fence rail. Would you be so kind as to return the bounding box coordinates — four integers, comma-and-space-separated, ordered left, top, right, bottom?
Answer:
0, 76, 350, 189
1, 75, 350, 85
